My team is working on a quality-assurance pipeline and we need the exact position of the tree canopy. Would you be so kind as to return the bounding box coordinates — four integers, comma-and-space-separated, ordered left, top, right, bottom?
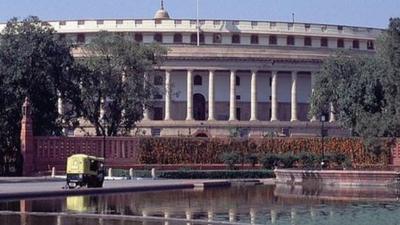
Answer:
76, 31, 167, 136
0, 16, 79, 175
311, 18, 400, 152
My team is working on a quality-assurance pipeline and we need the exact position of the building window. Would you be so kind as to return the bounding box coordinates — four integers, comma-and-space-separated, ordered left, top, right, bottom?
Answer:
236, 76, 240, 86
232, 21, 240, 25
367, 40, 374, 50
213, 20, 221, 26
97, 20, 104, 25
194, 75, 202, 86
116, 20, 124, 25
154, 75, 163, 85
135, 20, 143, 25
305, 24, 311, 31
78, 20, 85, 25
190, 33, 205, 44
154, 93, 163, 100
251, 21, 258, 26
236, 108, 241, 121
155, 19, 162, 25
304, 37, 312, 46
134, 33, 143, 42
213, 33, 222, 43
251, 35, 259, 44
153, 107, 163, 121
232, 34, 241, 44
321, 37, 328, 47
58, 33, 66, 41
288, 23, 294, 30
287, 36, 295, 45
59, 21, 66, 26
77, 33, 85, 44
338, 26, 344, 31
321, 25, 327, 32
190, 20, 197, 25
337, 39, 344, 48
154, 33, 163, 43
353, 40, 360, 49
173, 33, 183, 43
174, 20, 182, 25
236, 95, 241, 100
270, 22, 276, 29
269, 35, 277, 45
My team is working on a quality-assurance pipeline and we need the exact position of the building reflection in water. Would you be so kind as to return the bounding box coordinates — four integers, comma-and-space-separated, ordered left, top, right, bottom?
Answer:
1, 184, 400, 225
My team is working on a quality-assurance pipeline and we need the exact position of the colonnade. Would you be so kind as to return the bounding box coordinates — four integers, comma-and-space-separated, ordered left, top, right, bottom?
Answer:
141, 69, 336, 122
56, 69, 337, 124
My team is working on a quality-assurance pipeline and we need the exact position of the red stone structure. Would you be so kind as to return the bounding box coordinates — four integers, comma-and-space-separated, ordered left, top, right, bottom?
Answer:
19, 97, 400, 175
20, 97, 35, 176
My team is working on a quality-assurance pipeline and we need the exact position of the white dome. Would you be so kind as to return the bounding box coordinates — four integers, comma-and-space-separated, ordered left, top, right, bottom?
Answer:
154, 9, 170, 20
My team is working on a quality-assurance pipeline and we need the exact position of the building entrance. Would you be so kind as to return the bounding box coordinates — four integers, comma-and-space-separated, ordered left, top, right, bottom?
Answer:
193, 93, 206, 121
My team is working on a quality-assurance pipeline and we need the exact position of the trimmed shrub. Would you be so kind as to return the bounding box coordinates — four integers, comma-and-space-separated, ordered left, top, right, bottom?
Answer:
298, 152, 318, 169
260, 153, 279, 169
278, 152, 299, 168
245, 153, 259, 167
219, 152, 240, 170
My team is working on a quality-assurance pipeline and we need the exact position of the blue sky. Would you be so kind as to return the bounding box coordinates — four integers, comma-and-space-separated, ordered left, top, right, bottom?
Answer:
0, 0, 398, 28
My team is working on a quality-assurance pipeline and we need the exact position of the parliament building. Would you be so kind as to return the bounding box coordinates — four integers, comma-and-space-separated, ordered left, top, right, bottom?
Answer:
1, 2, 382, 138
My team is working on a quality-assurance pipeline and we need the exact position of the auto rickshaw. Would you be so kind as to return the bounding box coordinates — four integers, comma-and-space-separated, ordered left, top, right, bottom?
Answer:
66, 154, 105, 188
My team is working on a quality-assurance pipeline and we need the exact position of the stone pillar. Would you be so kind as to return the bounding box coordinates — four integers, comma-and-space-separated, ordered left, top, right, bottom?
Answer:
329, 102, 336, 122
270, 71, 279, 121
100, 97, 105, 122
208, 70, 215, 121
250, 70, 258, 121
57, 91, 64, 116
21, 97, 35, 176
164, 70, 171, 120
291, 71, 298, 122
143, 72, 150, 120
310, 72, 318, 122
186, 70, 194, 121
229, 70, 237, 121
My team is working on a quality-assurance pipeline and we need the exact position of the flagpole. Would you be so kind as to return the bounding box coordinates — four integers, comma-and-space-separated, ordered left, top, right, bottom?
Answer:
197, 0, 200, 46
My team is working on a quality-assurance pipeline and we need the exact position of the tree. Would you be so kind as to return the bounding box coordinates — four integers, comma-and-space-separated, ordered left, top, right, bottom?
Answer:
76, 31, 167, 136
311, 18, 400, 154
0, 16, 80, 175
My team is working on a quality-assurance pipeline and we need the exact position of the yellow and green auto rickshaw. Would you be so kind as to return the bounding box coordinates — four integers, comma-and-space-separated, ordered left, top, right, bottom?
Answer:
66, 154, 105, 189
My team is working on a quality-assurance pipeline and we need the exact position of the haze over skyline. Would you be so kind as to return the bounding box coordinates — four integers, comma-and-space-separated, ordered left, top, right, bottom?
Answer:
0, 0, 399, 28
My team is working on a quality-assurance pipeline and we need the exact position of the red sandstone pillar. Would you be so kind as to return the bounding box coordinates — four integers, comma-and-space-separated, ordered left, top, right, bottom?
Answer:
20, 97, 35, 176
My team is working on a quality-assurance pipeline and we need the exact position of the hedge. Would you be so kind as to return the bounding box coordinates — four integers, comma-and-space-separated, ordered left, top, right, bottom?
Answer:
138, 138, 392, 166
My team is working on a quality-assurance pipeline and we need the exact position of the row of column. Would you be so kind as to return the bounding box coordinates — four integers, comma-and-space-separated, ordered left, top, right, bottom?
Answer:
56, 70, 336, 123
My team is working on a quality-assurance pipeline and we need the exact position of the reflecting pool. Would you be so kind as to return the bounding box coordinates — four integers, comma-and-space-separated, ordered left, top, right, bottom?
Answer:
1, 184, 400, 225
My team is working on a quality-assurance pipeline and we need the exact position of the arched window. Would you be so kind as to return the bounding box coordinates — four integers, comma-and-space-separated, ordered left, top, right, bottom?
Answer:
287, 36, 295, 45
154, 75, 163, 85
337, 39, 344, 48
353, 39, 360, 49
173, 33, 182, 43
304, 37, 312, 46
134, 33, 143, 42
190, 33, 205, 44
194, 75, 202, 86
154, 33, 163, 43
367, 40, 374, 50
269, 35, 277, 45
236, 76, 241, 86
232, 34, 241, 44
321, 37, 328, 47
250, 35, 259, 44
